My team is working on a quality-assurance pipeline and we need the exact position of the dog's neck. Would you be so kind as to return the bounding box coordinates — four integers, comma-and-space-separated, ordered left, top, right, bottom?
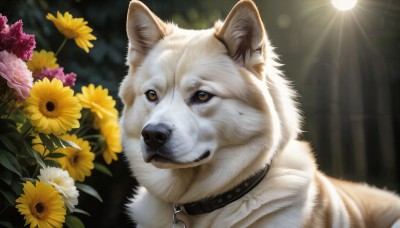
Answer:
174, 164, 270, 215
151, 138, 278, 203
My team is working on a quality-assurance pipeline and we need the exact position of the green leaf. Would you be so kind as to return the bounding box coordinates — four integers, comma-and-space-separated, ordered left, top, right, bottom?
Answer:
43, 159, 61, 168
65, 215, 85, 228
94, 162, 113, 177
39, 133, 55, 152
75, 182, 103, 203
0, 135, 17, 153
25, 135, 35, 143
21, 141, 34, 157
0, 150, 21, 176
59, 138, 81, 150
46, 152, 66, 158
0, 221, 13, 228
31, 150, 46, 169
72, 208, 91, 216
0, 169, 12, 185
10, 177, 23, 195
49, 134, 64, 148
19, 118, 32, 135
0, 119, 16, 131
9, 109, 26, 123
0, 189, 16, 206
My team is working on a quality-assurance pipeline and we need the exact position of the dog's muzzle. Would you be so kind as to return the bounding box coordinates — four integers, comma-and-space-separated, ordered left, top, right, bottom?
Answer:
141, 123, 211, 167
141, 123, 173, 162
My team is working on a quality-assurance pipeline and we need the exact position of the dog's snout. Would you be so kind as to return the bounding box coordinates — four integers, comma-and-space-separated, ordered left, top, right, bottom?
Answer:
142, 124, 171, 148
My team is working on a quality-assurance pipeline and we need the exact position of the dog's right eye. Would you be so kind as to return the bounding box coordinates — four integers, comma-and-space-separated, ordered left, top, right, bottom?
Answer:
191, 90, 214, 104
145, 90, 158, 102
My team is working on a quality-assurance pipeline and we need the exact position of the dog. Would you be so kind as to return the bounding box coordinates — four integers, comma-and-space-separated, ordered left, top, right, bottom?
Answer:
119, 0, 400, 227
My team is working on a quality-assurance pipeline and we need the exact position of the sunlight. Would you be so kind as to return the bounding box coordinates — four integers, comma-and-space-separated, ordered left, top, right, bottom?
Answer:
331, 0, 358, 11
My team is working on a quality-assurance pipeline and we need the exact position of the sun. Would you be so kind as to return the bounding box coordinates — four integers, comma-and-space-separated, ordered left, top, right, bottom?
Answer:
331, 0, 358, 11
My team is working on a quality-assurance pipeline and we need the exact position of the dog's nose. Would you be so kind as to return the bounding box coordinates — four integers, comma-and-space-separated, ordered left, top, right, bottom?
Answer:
141, 124, 171, 149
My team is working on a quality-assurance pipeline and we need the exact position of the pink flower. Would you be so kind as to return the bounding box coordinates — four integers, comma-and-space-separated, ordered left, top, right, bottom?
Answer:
0, 14, 36, 61
37, 67, 77, 87
0, 50, 33, 99
0, 14, 7, 31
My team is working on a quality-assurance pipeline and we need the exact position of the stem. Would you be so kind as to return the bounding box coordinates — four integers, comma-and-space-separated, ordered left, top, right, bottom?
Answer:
43, 148, 50, 159
71, 109, 90, 136
0, 84, 9, 101
82, 134, 102, 140
74, 124, 92, 137
0, 205, 9, 216
93, 145, 101, 155
22, 167, 30, 177
55, 38, 68, 56
23, 126, 33, 137
95, 150, 102, 156
0, 94, 13, 111
80, 109, 90, 125
32, 165, 40, 178
5, 99, 17, 119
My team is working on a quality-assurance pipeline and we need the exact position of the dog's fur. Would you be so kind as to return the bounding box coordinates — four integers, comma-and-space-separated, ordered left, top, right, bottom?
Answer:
119, 0, 400, 227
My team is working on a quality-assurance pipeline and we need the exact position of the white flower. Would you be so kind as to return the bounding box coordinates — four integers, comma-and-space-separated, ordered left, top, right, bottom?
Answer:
38, 166, 79, 211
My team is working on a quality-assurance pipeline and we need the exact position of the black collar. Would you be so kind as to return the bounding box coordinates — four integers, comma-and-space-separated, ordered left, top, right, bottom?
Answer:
181, 165, 270, 215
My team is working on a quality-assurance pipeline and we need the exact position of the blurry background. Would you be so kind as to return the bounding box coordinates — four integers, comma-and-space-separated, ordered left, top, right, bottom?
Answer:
1, 0, 399, 226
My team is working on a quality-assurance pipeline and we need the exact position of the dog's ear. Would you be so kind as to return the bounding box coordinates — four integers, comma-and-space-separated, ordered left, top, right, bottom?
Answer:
216, 0, 266, 68
126, 0, 168, 66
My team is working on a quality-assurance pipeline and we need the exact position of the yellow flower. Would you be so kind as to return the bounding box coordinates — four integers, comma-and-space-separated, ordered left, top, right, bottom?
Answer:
76, 84, 118, 129
101, 120, 122, 164
46, 11, 97, 53
27, 50, 59, 76
56, 134, 95, 182
24, 78, 82, 135
16, 181, 66, 228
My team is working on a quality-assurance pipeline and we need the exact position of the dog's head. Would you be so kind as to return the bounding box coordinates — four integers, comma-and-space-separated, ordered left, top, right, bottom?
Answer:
120, 0, 300, 199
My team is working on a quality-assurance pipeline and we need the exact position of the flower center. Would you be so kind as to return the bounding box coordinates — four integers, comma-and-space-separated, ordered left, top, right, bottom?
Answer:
36, 202, 45, 213
31, 201, 47, 219
70, 153, 79, 166
39, 100, 59, 118
46, 102, 55, 111
53, 177, 62, 186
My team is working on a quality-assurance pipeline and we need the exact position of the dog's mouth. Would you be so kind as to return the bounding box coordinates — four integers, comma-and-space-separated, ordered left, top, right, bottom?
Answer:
146, 150, 211, 169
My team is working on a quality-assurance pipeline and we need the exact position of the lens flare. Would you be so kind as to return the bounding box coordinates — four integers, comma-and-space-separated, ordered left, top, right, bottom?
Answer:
331, 0, 357, 11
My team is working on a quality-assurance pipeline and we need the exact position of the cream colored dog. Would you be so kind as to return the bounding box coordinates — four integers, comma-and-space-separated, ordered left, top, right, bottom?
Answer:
119, 0, 400, 227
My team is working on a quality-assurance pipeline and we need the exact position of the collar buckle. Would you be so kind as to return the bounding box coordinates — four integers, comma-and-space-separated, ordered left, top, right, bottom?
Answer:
172, 204, 187, 228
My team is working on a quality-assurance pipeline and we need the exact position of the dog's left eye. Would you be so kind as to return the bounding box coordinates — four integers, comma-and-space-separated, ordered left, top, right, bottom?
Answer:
192, 91, 214, 103
145, 90, 158, 102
